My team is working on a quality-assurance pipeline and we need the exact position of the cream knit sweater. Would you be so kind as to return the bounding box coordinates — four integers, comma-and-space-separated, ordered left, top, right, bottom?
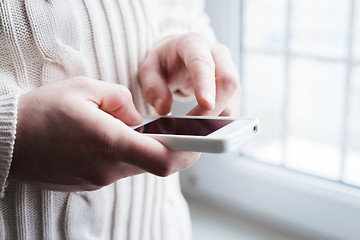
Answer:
0, 0, 215, 239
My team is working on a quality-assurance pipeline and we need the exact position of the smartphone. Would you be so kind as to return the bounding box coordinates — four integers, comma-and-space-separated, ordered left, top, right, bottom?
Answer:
132, 116, 259, 153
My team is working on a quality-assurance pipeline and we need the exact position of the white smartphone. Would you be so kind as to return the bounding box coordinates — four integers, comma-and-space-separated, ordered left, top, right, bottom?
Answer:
132, 115, 259, 153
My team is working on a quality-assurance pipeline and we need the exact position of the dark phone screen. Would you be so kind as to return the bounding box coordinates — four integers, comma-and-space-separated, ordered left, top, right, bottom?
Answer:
134, 117, 234, 136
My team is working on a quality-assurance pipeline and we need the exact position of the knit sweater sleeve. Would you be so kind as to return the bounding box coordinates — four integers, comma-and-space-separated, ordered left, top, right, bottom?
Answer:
155, 0, 216, 42
0, 92, 20, 197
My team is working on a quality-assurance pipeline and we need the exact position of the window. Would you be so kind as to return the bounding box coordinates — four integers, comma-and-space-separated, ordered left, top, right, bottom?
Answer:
240, 0, 360, 187
181, 1, 360, 239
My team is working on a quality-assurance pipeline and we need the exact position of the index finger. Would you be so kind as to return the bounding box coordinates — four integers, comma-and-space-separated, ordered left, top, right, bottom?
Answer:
176, 34, 216, 110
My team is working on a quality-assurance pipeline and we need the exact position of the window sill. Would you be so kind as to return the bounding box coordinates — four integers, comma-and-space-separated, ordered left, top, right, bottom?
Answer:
186, 196, 312, 240
181, 153, 360, 240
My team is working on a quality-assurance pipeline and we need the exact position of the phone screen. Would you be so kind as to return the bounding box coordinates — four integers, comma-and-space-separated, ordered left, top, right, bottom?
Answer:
134, 117, 234, 136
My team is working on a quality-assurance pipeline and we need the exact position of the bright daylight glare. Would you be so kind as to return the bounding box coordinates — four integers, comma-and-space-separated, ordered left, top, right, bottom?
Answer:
240, 0, 360, 186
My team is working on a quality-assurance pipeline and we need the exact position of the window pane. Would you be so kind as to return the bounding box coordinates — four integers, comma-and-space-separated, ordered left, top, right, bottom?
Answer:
244, 0, 286, 51
241, 0, 357, 185
291, 0, 350, 58
344, 66, 360, 186
286, 59, 346, 179
241, 53, 284, 164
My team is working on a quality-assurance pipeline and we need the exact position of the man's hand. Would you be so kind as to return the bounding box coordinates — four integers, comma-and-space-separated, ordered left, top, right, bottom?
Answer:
139, 33, 241, 117
10, 78, 199, 191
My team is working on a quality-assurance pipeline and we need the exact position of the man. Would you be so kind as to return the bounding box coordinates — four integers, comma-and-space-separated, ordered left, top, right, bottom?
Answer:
0, 0, 240, 239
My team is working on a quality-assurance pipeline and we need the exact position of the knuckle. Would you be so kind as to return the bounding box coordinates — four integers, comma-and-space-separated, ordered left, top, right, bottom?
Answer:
185, 32, 204, 41
217, 72, 240, 93
189, 55, 215, 71
66, 76, 101, 94
90, 171, 113, 187
75, 76, 89, 82
58, 92, 81, 116
143, 83, 159, 103
155, 161, 175, 177
115, 85, 132, 102
69, 76, 90, 89
180, 33, 203, 43
177, 33, 208, 49
214, 43, 231, 56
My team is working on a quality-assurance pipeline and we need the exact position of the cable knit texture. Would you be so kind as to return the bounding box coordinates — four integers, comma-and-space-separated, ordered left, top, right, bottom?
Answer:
0, 94, 19, 198
0, 0, 215, 239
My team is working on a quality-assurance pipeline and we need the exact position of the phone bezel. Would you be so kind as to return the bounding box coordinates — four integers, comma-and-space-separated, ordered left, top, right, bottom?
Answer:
131, 115, 259, 153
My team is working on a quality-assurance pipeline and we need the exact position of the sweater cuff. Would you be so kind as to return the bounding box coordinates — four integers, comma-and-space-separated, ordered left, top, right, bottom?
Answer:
0, 93, 20, 197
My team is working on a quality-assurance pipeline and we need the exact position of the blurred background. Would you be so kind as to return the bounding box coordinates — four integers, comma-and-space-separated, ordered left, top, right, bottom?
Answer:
175, 0, 360, 239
